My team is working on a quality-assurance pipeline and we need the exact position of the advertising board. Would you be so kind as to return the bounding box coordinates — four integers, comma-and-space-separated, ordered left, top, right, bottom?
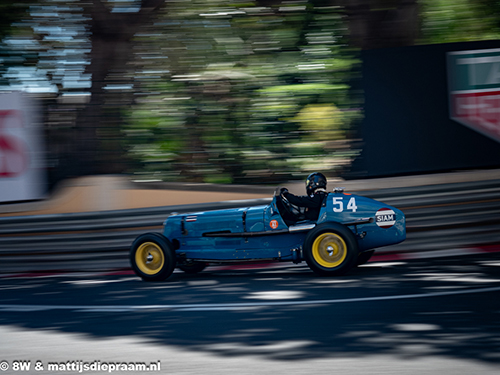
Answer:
0, 92, 45, 203
448, 48, 500, 143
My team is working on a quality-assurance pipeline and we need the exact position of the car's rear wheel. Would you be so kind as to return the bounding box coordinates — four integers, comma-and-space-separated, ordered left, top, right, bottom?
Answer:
130, 233, 176, 281
356, 250, 375, 266
304, 223, 358, 276
178, 261, 207, 274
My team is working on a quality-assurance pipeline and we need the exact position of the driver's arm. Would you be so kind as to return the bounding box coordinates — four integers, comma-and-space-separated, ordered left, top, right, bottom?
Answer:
282, 190, 321, 208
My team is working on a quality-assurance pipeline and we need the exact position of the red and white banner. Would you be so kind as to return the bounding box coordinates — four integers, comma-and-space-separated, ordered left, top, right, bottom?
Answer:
0, 92, 45, 203
448, 48, 500, 143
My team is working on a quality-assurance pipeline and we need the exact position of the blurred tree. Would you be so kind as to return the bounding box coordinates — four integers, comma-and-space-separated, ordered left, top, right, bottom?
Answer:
256, 0, 421, 49
73, 0, 167, 175
293, 103, 344, 142
476, 0, 500, 28
7, 0, 497, 185
343, 0, 420, 49
0, 0, 169, 177
0, 1, 32, 41
0, 0, 36, 86
1, 0, 357, 182
420, 0, 500, 44
125, 0, 360, 183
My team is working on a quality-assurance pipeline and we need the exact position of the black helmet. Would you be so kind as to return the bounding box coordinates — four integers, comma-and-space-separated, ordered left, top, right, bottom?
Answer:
306, 172, 327, 195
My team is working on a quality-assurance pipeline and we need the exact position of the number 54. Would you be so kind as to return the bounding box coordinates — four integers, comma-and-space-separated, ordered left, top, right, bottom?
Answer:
332, 197, 357, 213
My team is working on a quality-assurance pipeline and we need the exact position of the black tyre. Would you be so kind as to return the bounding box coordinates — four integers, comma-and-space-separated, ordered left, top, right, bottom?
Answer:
356, 250, 375, 266
304, 223, 359, 276
130, 233, 176, 281
178, 262, 207, 274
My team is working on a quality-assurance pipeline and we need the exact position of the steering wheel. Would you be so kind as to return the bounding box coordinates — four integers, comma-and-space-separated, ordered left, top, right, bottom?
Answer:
275, 186, 295, 218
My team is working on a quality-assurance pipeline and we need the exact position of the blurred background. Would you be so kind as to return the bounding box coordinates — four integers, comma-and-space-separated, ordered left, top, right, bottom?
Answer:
1, 4, 500, 371
1, 0, 500, 198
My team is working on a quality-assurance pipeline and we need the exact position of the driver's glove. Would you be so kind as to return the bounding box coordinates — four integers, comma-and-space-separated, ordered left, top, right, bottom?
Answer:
280, 187, 289, 196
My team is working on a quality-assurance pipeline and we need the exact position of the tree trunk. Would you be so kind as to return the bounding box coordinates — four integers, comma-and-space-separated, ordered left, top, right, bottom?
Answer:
343, 0, 420, 50
256, 0, 421, 50
72, 0, 165, 176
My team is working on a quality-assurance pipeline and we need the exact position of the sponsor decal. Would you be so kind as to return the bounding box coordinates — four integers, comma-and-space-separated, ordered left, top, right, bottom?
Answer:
270, 220, 279, 229
447, 48, 500, 143
185, 216, 197, 222
375, 208, 396, 228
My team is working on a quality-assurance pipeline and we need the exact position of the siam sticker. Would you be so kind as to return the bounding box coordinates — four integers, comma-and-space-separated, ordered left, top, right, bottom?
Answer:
186, 216, 198, 222
375, 208, 396, 228
270, 220, 279, 229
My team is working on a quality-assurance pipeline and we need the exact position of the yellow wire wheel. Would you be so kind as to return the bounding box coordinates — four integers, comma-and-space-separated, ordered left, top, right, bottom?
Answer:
304, 223, 358, 276
311, 232, 347, 268
130, 233, 176, 281
135, 242, 165, 275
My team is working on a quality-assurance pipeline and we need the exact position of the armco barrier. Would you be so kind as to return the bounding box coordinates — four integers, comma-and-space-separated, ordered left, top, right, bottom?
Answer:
1, 180, 500, 273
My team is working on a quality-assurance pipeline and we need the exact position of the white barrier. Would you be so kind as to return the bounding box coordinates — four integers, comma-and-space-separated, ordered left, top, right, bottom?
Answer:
0, 92, 45, 203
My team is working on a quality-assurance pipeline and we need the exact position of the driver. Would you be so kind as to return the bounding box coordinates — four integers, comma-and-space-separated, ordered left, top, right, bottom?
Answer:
280, 172, 328, 222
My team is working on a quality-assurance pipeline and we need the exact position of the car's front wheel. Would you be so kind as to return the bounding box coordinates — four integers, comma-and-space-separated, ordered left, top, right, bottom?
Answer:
304, 223, 358, 276
130, 233, 176, 281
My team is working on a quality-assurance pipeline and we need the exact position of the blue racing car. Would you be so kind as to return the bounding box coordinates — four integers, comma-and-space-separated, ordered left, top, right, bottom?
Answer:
130, 185, 406, 281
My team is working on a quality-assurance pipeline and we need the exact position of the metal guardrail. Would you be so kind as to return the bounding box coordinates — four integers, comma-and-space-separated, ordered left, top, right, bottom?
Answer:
0, 199, 273, 235
370, 179, 500, 253
1, 180, 499, 273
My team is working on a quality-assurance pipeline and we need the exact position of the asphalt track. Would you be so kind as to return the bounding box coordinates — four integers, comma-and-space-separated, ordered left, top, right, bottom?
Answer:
1, 252, 500, 375
1, 284, 500, 313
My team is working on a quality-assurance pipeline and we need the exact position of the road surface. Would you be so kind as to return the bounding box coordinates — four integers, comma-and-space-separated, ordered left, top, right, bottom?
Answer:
1, 253, 499, 374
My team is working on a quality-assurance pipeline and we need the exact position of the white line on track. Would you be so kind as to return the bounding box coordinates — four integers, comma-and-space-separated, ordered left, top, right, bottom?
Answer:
1, 286, 500, 312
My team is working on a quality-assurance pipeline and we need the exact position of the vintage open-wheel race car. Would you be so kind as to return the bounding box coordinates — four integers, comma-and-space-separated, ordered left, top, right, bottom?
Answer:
130, 187, 406, 281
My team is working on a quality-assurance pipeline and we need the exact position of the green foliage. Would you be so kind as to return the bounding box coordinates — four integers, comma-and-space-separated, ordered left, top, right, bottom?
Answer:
419, 0, 500, 44
292, 103, 344, 142
4, 0, 500, 184
126, 1, 360, 183
0, 1, 32, 41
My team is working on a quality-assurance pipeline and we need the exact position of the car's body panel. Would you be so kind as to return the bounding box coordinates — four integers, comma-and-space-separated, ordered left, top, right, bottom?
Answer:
162, 192, 405, 262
